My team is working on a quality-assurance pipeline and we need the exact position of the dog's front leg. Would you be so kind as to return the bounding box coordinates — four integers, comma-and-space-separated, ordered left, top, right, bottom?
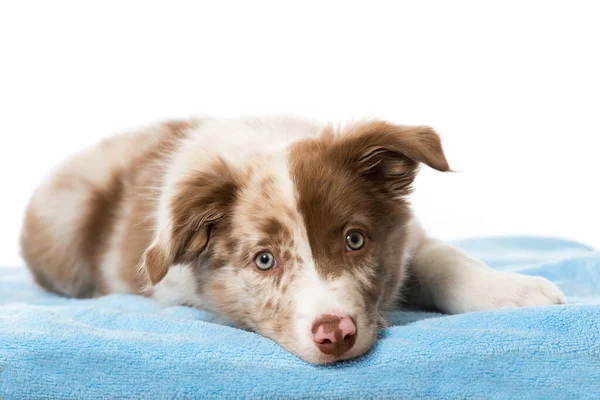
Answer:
404, 225, 566, 314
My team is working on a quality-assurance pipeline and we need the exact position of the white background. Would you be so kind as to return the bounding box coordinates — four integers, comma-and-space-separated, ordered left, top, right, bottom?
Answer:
0, 1, 598, 266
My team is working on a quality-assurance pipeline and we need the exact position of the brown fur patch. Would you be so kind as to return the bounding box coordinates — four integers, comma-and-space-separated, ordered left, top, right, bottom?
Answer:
289, 120, 450, 300
171, 158, 245, 263
138, 154, 249, 287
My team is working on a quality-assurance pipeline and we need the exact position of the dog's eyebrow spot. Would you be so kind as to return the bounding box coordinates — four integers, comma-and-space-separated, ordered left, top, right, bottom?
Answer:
261, 217, 284, 236
257, 217, 293, 244
224, 238, 238, 254
259, 175, 276, 189
257, 175, 279, 201
281, 249, 292, 263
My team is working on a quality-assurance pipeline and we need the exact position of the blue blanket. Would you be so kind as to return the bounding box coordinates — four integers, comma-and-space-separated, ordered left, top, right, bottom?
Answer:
1, 237, 599, 399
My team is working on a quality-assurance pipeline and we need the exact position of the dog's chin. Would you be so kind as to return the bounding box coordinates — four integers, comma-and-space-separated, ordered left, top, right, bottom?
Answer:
290, 341, 375, 365
299, 347, 371, 365
280, 329, 378, 365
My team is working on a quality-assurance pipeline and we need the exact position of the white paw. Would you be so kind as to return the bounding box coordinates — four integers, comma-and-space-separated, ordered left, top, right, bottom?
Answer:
441, 271, 566, 314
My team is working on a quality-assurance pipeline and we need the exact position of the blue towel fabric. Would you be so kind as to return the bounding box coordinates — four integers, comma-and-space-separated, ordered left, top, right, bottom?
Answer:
1, 237, 599, 399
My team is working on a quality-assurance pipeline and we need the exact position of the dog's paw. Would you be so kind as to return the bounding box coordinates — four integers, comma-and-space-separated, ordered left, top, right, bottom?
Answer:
441, 271, 566, 314
488, 272, 566, 308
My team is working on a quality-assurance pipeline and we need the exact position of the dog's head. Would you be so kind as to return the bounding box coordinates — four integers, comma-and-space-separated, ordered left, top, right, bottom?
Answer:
141, 120, 449, 364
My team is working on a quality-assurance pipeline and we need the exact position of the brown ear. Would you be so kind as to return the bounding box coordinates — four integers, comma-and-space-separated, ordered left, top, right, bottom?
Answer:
335, 120, 451, 197
140, 158, 242, 285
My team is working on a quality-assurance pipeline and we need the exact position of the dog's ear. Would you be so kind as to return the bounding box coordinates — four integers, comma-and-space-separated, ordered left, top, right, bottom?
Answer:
335, 120, 451, 197
140, 158, 242, 286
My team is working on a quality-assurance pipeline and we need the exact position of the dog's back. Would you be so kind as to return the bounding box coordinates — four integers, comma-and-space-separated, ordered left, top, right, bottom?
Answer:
20, 121, 192, 297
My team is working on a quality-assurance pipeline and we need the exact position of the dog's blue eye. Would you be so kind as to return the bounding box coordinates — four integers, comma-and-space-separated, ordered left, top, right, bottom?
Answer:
255, 252, 276, 271
345, 231, 365, 251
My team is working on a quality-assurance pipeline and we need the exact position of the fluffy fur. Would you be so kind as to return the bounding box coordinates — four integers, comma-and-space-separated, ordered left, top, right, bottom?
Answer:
20, 117, 565, 364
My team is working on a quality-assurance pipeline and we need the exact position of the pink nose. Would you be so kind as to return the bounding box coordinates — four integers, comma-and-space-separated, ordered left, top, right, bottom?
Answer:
311, 314, 357, 356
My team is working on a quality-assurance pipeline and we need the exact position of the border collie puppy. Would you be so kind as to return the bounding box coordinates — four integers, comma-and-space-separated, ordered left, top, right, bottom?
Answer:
21, 117, 565, 364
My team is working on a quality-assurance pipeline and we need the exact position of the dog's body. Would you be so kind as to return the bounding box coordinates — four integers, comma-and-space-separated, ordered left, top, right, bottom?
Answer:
21, 117, 565, 364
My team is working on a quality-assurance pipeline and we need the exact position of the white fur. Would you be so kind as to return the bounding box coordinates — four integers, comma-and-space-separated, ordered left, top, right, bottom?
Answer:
406, 221, 566, 313
292, 266, 374, 360
101, 208, 131, 294
151, 264, 203, 307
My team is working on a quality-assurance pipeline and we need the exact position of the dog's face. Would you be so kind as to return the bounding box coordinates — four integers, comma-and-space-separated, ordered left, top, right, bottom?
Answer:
142, 121, 449, 364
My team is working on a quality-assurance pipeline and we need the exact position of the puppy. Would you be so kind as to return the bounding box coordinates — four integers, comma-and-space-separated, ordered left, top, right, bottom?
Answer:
20, 117, 565, 364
